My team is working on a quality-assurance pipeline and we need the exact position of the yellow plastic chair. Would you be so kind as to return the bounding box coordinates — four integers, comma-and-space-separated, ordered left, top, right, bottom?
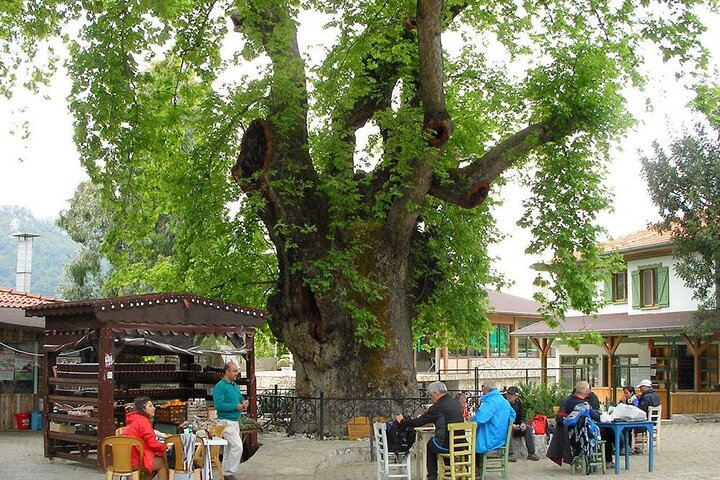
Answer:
115, 427, 126, 435
209, 425, 227, 480
438, 422, 476, 480
100, 435, 144, 480
478, 420, 512, 480
165, 435, 204, 480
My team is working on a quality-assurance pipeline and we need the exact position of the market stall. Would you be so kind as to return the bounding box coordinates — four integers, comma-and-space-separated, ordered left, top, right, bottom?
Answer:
25, 292, 265, 466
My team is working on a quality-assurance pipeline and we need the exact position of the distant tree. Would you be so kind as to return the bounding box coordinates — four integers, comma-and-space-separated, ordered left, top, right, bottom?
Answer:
2, 2, 716, 421
56, 182, 109, 300
641, 91, 720, 336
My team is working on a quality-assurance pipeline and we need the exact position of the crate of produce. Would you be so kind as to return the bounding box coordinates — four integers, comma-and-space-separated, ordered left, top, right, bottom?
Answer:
154, 401, 187, 424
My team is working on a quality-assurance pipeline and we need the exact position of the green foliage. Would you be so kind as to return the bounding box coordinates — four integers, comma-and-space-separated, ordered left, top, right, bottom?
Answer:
1, 1, 717, 369
641, 98, 720, 336
56, 181, 110, 300
517, 382, 572, 420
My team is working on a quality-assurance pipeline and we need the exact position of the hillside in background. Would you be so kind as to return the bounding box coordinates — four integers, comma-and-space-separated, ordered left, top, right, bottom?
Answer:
0, 205, 78, 297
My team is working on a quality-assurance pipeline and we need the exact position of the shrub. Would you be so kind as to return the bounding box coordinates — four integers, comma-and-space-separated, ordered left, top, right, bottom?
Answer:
516, 382, 571, 421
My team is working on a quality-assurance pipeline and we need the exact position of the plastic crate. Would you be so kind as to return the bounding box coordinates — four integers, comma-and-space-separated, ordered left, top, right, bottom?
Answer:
154, 404, 187, 424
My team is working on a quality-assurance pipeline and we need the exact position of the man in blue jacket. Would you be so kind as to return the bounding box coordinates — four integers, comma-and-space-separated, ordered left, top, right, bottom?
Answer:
213, 362, 249, 480
474, 380, 515, 472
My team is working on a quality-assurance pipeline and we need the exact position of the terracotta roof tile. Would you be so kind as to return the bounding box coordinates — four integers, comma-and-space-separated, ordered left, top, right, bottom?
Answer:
601, 228, 673, 254
0, 287, 58, 309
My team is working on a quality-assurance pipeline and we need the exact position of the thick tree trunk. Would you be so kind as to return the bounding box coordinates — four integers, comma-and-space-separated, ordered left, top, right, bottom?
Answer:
266, 229, 420, 434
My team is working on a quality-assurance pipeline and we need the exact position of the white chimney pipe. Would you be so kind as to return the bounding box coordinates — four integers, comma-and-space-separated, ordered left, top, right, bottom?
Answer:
13, 233, 40, 292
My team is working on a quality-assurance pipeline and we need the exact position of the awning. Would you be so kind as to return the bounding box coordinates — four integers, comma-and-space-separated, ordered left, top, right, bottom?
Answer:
510, 310, 696, 338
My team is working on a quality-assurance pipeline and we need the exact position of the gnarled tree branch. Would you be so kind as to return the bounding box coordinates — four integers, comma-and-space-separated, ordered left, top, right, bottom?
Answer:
429, 120, 578, 208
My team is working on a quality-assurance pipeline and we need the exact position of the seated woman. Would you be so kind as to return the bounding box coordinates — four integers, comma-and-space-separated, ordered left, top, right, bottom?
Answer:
122, 396, 169, 480
620, 386, 639, 407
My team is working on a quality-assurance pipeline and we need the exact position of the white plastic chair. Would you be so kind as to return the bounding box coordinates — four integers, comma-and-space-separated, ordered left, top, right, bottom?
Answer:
635, 405, 662, 453
373, 422, 411, 480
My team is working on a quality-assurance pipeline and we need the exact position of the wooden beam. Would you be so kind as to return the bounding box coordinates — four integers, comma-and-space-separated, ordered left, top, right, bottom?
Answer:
602, 336, 624, 391
531, 338, 554, 385
97, 327, 115, 467
682, 333, 712, 392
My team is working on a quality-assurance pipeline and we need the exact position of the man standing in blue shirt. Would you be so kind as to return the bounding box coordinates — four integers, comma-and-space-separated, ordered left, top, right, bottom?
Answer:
213, 362, 249, 480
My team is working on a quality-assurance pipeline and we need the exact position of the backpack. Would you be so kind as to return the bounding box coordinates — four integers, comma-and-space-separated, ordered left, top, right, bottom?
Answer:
385, 420, 416, 454
529, 415, 548, 435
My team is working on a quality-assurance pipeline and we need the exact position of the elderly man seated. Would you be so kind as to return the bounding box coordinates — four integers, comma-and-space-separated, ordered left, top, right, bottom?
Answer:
561, 381, 615, 469
473, 380, 516, 473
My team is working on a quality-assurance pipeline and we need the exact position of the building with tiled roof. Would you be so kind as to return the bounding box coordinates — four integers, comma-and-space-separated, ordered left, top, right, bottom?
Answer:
512, 226, 719, 404
0, 288, 57, 430
0, 287, 57, 329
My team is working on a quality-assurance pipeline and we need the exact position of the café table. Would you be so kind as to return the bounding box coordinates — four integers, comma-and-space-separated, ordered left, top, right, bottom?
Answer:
201, 436, 228, 480
413, 425, 435, 480
597, 420, 654, 475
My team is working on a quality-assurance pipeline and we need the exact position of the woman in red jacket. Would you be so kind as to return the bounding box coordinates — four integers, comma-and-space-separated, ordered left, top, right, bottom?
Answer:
123, 397, 168, 480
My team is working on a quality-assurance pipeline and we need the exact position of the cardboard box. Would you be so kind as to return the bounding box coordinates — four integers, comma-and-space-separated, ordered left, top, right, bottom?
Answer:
49, 422, 76, 434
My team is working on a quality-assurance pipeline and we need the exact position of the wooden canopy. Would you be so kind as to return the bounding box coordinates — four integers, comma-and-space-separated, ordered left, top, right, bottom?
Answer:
25, 292, 266, 466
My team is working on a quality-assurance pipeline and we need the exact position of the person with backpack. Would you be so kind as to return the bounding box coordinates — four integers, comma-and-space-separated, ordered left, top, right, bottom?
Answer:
395, 381, 464, 480
504, 386, 540, 461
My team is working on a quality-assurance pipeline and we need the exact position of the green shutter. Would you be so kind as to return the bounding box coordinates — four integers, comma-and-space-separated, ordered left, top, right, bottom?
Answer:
603, 275, 612, 302
658, 266, 670, 307
631, 270, 641, 309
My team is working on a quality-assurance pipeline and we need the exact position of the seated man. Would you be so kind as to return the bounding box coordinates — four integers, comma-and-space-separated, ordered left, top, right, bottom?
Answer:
634, 379, 660, 453
504, 386, 539, 461
474, 380, 516, 471
396, 381, 464, 480
561, 381, 614, 469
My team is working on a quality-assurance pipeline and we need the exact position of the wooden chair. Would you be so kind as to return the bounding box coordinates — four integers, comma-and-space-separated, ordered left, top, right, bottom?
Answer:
208, 425, 227, 480
373, 421, 411, 480
438, 421, 476, 480
100, 435, 144, 480
635, 405, 662, 453
165, 434, 204, 480
571, 440, 606, 475
478, 420, 512, 480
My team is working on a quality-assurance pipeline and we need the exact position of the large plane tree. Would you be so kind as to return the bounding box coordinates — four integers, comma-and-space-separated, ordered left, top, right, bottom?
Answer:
2, 1, 716, 409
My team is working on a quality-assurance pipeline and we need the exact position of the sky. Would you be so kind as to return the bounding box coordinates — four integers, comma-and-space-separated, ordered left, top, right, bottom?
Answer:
0, 9, 718, 300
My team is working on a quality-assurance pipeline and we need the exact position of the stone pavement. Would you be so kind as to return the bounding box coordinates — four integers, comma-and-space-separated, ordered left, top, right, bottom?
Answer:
1, 422, 719, 479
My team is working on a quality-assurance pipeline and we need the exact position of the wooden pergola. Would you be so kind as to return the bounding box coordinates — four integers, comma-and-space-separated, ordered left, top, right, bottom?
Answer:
25, 292, 265, 466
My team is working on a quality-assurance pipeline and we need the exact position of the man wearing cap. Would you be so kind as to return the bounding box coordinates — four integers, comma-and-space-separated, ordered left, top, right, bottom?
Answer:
474, 380, 516, 473
636, 379, 660, 417
504, 386, 540, 461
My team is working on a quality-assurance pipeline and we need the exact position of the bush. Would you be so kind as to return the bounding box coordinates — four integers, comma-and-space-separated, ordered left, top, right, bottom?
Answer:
516, 382, 571, 422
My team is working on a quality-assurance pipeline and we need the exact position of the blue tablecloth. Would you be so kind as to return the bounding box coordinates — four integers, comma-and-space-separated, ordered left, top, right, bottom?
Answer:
598, 420, 654, 474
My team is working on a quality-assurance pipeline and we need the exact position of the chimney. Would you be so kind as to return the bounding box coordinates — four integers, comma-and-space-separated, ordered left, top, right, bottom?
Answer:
13, 233, 40, 292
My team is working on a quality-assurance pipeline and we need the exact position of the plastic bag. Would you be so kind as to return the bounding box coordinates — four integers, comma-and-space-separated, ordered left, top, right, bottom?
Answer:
611, 403, 647, 421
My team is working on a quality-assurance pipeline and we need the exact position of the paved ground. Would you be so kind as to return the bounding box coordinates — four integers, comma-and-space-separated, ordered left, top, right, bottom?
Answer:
1, 422, 718, 479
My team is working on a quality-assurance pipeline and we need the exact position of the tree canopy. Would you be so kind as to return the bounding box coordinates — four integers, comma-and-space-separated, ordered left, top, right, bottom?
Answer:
3, 1, 718, 404
642, 87, 720, 335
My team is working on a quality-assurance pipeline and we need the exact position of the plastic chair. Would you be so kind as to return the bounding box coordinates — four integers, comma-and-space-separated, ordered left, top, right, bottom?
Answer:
373, 421, 411, 480
165, 435, 204, 480
208, 425, 227, 480
478, 420, 512, 480
438, 421, 476, 480
115, 427, 126, 435
571, 440, 606, 475
635, 405, 662, 453
100, 435, 144, 480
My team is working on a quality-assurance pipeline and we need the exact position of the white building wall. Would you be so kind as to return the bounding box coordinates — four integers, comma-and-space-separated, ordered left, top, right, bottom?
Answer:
596, 254, 697, 315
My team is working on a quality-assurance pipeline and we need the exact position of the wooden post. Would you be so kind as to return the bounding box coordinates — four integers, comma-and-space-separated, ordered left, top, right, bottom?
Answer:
531, 337, 554, 385
602, 336, 624, 395
246, 329, 258, 455
97, 327, 115, 466
42, 347, 57, 459
683, 333, 718, 392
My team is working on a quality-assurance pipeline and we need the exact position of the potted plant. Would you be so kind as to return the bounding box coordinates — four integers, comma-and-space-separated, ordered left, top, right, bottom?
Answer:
276, 357, 293, 371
